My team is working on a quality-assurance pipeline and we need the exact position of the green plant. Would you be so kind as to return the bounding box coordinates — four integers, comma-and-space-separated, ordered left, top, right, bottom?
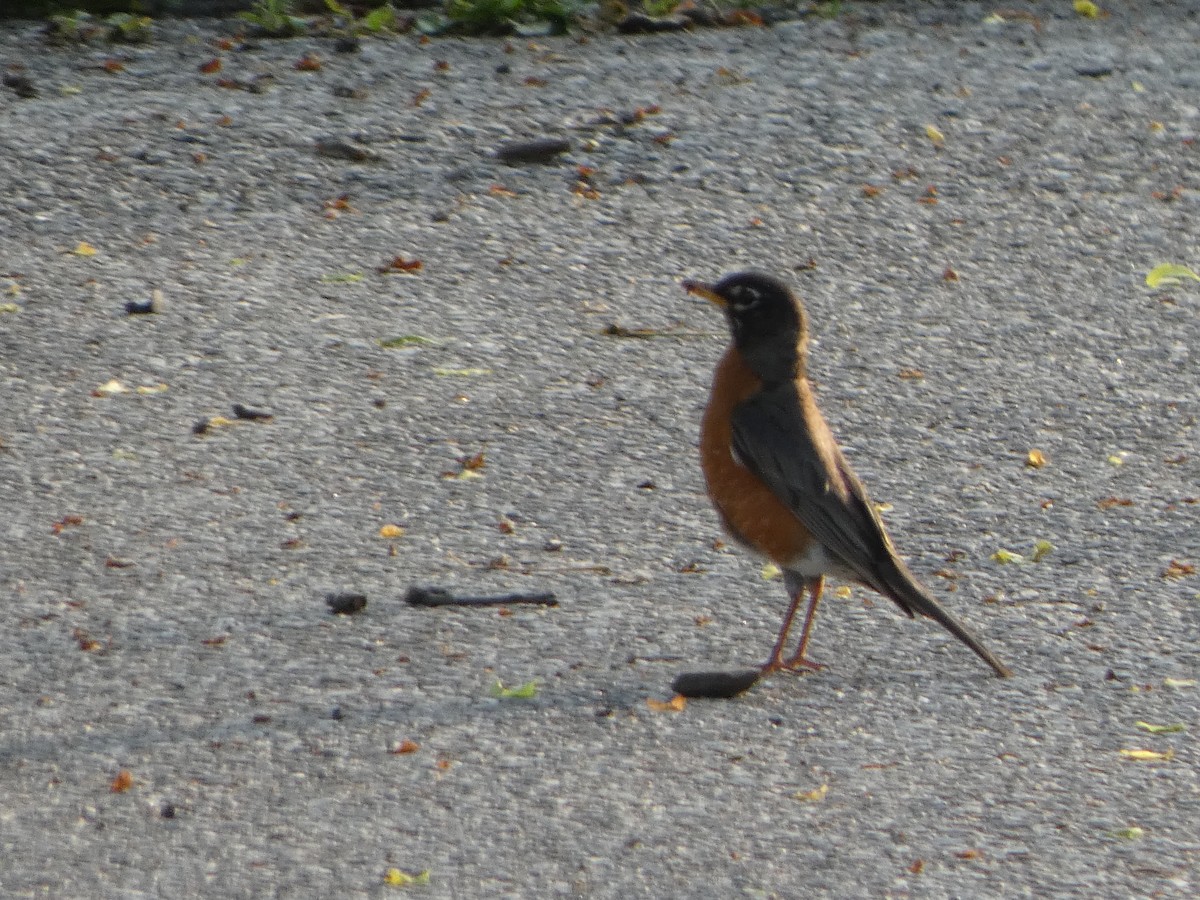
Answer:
46, 10, 104, 43
240, 0, 307, 37
106, 12, 153, 42
446, 0, 580, 35
324, 0, 399, 34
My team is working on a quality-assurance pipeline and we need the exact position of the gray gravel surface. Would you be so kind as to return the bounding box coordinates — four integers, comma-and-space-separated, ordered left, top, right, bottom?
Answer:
3, 3, 1200, 897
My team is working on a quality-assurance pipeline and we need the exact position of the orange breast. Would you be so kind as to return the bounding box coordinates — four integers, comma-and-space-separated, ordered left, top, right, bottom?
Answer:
700, 347, 811, 567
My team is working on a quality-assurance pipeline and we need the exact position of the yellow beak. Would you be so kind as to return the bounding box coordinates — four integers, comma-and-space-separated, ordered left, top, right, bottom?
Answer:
682, 279, 726, 307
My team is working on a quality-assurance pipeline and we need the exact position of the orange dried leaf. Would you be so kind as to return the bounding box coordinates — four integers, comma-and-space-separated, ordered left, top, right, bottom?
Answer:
411, 87, 431, 107
52, 514, 85, 535
391, 739, 420, 755
294, 53, 321, 72
461, 452, 486, 471
377, 256, 422, 273
110, 770, 134, 793
103, 59, 125, 73
379, 524, 405, 539
199, 57, 222, 74
646, 694, 687, 712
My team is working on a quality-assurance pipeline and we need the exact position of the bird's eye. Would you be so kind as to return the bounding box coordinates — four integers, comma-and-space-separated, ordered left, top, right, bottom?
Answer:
729, 286, 760, 308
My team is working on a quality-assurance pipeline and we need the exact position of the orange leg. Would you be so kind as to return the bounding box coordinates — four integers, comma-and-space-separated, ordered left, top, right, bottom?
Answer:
783, 576, 825, 672
760, 584, 806, 674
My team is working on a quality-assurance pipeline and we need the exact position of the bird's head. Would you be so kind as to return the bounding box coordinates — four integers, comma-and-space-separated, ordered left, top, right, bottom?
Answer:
683, 271, 809, 383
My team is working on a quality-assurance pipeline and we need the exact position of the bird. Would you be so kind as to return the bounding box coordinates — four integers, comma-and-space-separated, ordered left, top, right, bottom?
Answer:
683, 271, 1012, 679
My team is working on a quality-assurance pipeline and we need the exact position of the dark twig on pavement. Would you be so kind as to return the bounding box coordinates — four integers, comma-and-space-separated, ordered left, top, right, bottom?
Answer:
405, 586, 558, 608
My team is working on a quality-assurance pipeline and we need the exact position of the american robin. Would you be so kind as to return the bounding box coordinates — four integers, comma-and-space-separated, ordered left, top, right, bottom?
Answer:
684, 271, 1012, 679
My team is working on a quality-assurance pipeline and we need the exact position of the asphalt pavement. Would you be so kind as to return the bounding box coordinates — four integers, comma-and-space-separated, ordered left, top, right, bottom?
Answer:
1, 3, 1199, 897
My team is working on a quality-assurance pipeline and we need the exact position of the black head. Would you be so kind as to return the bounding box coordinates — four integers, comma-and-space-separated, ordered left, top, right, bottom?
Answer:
683, 271, 809, 384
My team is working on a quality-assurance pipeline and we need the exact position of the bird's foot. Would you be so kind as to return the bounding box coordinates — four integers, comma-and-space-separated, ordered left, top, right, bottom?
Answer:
759, 655, 825, 676
782, 655, 825, 673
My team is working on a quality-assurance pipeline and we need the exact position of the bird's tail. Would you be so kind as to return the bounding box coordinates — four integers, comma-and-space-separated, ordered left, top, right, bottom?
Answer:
880, 559, 1013, 678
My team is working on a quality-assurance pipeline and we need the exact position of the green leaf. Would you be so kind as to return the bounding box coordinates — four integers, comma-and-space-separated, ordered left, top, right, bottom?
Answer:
379, 335, 432, 349
363, 5, 397, 32
490, 679, 538, 699
1031, 540, 1053, 562
1135, 721, 1185, 734
320, 272, 364, 283
1109, 826, 1143, 841
1145, 263, 1200, 288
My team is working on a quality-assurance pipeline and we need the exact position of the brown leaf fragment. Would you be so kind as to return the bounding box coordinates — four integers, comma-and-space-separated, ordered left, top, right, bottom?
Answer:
377, 256, 423, 273
199, 57, 222, 74
52, 514, 84, 535
110, 770, 134, 793
908, 859, 925, 875
1163, 560, 1195, 580
391, 739, 420, 755
74, 628, 100, 652
1097, 496, 1133, 510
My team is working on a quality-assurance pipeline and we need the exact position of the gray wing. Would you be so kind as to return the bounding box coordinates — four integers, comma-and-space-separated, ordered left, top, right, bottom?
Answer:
731, 383, 1014, 678
729, 382, 904, 603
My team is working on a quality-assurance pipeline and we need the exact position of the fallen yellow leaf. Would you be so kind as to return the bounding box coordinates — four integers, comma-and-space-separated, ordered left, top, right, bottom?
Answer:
94, 379, 128, 395
379, 524, 404, 539
1119, 748, 1174, 761
1074, 0, 1100, 18
74, 241, 97, 256
384, 868, 430, 886
925, 124, 945, 146
794, 784, 828, 802
1025, 449, 1047, 468
1145, 263, 1200, 289
1135, 721, 1185, 734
